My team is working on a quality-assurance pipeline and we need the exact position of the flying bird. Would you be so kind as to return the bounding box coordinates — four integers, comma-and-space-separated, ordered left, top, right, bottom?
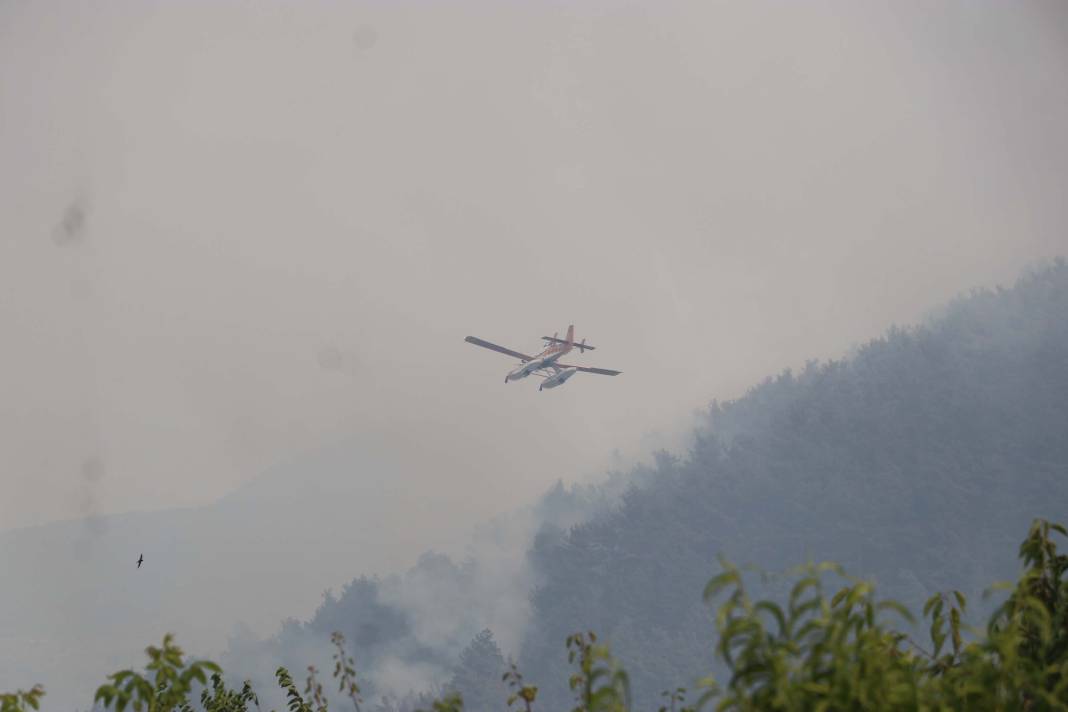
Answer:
137, 554, 143, 569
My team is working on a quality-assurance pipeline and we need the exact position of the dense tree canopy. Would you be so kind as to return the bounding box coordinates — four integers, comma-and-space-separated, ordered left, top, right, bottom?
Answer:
519, 260, 1068, 708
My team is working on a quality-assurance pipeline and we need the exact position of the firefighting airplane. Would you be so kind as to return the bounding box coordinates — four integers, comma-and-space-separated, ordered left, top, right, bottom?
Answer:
464, 325, 621, 391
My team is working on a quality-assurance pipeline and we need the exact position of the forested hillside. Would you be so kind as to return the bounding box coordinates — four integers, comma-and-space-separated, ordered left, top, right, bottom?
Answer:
520, 260, 1068, 709
223, 261, 1068, 711
217, 473, 641, 711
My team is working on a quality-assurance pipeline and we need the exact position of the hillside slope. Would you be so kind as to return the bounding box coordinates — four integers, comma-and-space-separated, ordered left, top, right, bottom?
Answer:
518, 261, 1068, 709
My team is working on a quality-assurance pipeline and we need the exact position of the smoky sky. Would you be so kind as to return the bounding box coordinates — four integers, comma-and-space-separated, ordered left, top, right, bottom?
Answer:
2, 0, 1068, 536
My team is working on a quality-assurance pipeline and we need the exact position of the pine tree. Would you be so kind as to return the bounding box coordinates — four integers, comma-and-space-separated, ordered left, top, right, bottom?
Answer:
447, 629, 508, 712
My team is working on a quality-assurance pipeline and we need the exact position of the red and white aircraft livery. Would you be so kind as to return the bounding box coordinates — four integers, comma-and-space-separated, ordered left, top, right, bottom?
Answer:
464, 325, 622, 391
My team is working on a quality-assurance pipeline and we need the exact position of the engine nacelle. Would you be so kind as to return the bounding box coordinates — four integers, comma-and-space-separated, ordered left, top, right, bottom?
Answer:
539, 367, 578, 391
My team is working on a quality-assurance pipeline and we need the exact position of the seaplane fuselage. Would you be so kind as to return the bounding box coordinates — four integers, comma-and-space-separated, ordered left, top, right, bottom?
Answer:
504, 326, 574, 382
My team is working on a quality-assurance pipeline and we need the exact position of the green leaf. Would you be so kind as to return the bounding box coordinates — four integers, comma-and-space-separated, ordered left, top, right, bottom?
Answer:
952, 590, 966, 611
754, 601, 787, 635
876, 600, 915, 624
923, 594, 940, 618
704, 569, 740, 601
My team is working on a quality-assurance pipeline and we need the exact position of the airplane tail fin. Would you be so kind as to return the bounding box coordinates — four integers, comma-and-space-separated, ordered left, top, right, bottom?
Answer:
542, 325, 596, 351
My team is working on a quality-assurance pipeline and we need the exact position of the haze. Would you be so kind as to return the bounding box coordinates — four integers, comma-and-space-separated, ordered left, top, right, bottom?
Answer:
2, 1, 1067, 703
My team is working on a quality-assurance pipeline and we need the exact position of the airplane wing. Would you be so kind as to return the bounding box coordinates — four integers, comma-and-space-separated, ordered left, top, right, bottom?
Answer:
464, 336, 534, 362
556, 363, 622, 376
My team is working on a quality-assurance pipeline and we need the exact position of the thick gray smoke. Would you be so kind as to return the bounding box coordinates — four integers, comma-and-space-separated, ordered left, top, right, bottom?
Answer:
2, 0, 1067, 709
215, 473, 632, 707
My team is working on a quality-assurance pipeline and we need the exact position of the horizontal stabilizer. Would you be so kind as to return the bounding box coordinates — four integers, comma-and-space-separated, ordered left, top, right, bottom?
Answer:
542, 336, 595, 350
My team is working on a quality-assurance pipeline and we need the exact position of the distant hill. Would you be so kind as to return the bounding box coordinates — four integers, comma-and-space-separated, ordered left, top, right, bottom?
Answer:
214, 470, 642, 711
519, 260, 1068, 709
0, 443, 475, 711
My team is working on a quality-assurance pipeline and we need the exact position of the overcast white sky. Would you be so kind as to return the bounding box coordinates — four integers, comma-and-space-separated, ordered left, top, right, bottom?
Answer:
2, 0, 1067, 534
